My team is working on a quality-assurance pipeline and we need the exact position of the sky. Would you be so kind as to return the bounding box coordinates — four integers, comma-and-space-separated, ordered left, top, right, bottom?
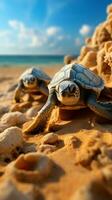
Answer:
0, 0, 111, 55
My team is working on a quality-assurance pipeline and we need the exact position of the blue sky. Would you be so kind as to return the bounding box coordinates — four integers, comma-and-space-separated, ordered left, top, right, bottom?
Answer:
0, 0, 111, 55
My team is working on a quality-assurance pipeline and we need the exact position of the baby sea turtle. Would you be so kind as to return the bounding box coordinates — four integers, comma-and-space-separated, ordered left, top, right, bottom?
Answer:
14, 67, 51, 102
23, 63, 112, 134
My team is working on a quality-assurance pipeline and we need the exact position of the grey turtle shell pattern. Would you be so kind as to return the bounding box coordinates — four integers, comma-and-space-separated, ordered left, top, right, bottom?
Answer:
48, 63, 104, 94
20, 67, 51, 83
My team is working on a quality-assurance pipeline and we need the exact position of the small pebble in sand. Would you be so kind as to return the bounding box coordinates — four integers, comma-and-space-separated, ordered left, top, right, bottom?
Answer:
0, 127, 24, 162
41, 132, 59, 145
71, 180, 112, 200
1, 111, 27, 127
0, 105, 9, 117
65, 136, 81, 149
101, 165, 112, 185
0, 180, 29, 200
6, 152, 53, 183
38, 144, 57, 154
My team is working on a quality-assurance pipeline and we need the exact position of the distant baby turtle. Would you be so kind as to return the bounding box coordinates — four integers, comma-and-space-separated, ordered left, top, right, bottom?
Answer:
14, 67, 51, 103
23, 63, 112, 134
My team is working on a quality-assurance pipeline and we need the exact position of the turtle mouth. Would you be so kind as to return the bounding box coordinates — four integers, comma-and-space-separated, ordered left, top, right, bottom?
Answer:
57, 92, 80, 106
24, 82, 36, 88
60, 90, 79, 98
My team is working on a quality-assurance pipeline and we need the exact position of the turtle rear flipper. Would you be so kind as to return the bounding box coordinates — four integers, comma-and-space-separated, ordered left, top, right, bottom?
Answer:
87, 93, 112, 120
23, 90, 56, 134
101, 87, 112, 100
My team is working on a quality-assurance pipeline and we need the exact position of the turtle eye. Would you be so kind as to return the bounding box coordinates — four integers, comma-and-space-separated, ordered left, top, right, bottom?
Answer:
61, 90, 66, 96
70, 85, 76, 93
31, 77, 35, 81
23, 78, 27, 83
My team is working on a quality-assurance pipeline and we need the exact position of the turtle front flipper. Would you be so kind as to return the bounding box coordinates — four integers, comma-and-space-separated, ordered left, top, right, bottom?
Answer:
23, 90, 56, 134
39, 81, 49, 96
87, 93, 112, 120
7, 83, 18, 92
14, 81, 24, 103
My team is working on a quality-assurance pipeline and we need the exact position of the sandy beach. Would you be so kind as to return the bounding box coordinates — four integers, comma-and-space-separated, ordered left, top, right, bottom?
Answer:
0, 3, 112, 199
0, 65, 112, 200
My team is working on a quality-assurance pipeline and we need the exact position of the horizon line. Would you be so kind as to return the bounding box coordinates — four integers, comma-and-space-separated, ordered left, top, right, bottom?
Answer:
0, 54, 78, 56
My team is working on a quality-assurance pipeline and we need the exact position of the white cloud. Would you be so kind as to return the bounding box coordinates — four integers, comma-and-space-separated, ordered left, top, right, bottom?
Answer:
29, 35, 47, 47
57, 35, 65, 41
79, 24, 91, 36
9, 20, 24, 31
8, 20, 47, 47
46, 26, 61, 36
0, 30, 11, 38
8, 20, 65, 49
0, 19, 73, 54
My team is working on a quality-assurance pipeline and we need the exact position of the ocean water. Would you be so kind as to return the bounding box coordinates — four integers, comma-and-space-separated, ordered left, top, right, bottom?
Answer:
0, 55, 64, 67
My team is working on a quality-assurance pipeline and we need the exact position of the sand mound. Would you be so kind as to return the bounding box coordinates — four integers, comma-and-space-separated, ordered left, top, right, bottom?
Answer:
65, 3, 112, 84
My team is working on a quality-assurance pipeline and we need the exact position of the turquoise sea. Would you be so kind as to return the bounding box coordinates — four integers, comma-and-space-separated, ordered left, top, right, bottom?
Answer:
0, 55, 64, 67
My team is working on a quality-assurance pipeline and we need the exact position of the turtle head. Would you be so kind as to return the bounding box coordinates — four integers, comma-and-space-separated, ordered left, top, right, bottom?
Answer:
23, 74, 37, 88
55, 80, 80, 106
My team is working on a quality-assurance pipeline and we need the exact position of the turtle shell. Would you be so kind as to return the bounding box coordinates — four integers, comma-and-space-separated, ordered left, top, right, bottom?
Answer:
48, 63, 104, 94
20, 67, 51, 83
